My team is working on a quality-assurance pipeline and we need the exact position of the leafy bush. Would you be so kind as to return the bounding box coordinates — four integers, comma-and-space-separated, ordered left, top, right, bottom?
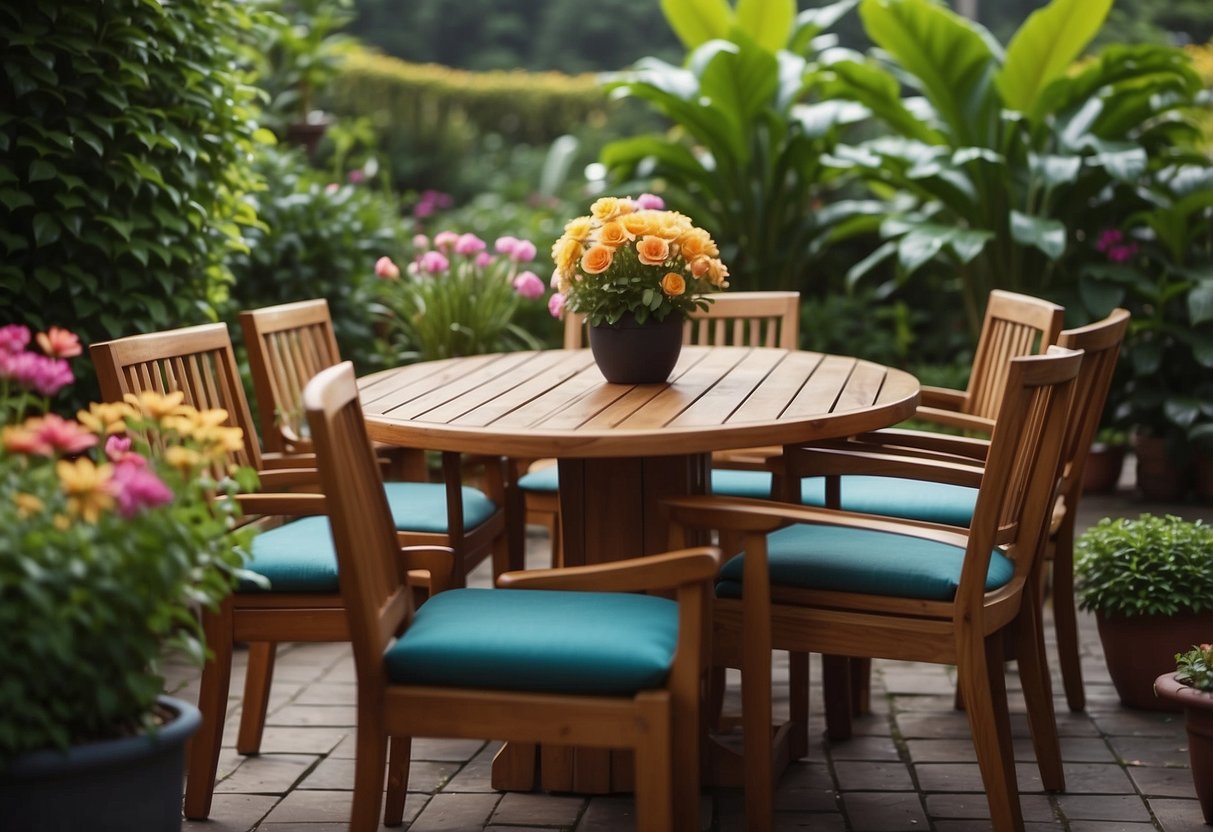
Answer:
1175, 642, 1213, 692
0, 2, 264, 408
1075, 514, 1213, 617
222, 146, 407, 372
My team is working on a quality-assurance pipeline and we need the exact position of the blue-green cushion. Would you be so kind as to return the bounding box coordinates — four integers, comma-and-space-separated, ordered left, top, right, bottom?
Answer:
239, 482, 498, 593
518, 466, 559, 493
800, 476, 977, 528
716, 524, 1014, 602
384, 588, 679, 695
710, 469, 775, 499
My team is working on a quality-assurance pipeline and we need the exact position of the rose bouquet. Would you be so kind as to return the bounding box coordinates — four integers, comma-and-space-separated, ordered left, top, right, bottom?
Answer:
549, 194, 730, 326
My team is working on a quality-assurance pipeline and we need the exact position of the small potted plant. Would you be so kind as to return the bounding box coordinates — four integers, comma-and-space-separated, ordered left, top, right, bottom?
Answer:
1075, 514, 1213, 710
0, 324, 256, 829
549, 193, 731, 383
1154, 642, 1213, 823
1083, 425, 1129, 494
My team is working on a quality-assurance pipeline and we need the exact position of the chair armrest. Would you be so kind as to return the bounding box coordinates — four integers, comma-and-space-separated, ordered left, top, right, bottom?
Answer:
232, 492, 328, 516
919, 386, 967, 410
257, 467, 322, 490
913, 407, 997, 435
399, 545, 454, 595
496, 546, 721, 593
663, 495, 973, 550
711, 445, 783, 471
851, 429, 990, 462
785, 446, 986, 488
260, 451, 318, 469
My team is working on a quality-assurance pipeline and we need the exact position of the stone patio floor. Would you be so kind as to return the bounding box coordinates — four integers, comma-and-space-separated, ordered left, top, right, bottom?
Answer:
172, 486, 1213, 832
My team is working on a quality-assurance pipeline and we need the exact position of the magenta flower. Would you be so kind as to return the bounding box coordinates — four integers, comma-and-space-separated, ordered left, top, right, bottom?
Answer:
419, 251, 450, 274
635, 193, 665, 210
433, 231, 459, 251
454, 233, 486, 256
347, 169, 366, 185
1096, 229, 1123, 252
108, 460, 173, 518
105, 435, 146, 466
511, 239, 537, 263
0, 324, 31, 355
495, 236, 519, 256
548, 292, 566, 318
375, 256, 401, 280
513, 271, 546, 300
475, 252, 493, 268
1, 351, 74, 396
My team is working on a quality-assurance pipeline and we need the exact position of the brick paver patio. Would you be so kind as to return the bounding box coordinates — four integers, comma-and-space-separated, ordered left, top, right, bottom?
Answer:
173, 486, 1213, 831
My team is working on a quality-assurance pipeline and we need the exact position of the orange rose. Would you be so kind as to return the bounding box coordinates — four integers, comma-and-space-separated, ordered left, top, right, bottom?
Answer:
597, 220, 633, 248
689, 255, 711, 278
678, 227, 716, 259
552, 236, 583, 272
660, 272, 686, 296
635, 235, 671, 266
706, 257, 730, 287
580, 244, 614, 274
621, 211, 657, 237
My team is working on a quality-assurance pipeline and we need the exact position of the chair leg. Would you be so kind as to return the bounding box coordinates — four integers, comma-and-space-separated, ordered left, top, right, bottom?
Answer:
705, 665, 727, 729
549, 509, 563, 568
822, 655, 854, 741
633, 694, 675, 832
671, 674, 702, 832
851, 657, 872, 715
1014, 596, 1065, 791
1051, 525, 1086, 711
236, 641, 276, 755
383, 735, 411, 826
958, 632, 1024, 832
741, 605, 774, 831
184, 600, 234, 820
350, 706, 388, 832
789, 651, 810, 759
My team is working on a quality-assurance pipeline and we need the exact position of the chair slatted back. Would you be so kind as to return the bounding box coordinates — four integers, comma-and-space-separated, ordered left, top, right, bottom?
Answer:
240, 300, 343, 454
961, 348, 1081, 611
304, 363, 415, 679
563, 291, 800, 350
964, 290, 1065, 420
90, 323, 262, 473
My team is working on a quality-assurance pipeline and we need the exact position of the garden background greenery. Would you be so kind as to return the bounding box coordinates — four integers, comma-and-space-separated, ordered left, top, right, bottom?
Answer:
1, 0, 1211, 482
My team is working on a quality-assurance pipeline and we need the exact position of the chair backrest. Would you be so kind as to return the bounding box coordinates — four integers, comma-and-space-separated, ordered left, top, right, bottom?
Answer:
964, 290, 1065, 419
1054, 308, 1131, 509
304, 362, 414, 682
960, 347, 1081, 615
90, 323, 263, 472
240, 299, 343, 454
563, 291, 800, 350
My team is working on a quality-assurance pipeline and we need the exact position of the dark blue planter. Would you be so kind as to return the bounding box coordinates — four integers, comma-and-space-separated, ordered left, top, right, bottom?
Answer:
0, 695, 201, 831
588, 311, 683, 384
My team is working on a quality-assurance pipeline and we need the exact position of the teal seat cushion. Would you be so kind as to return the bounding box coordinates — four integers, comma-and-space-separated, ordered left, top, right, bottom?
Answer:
716, 524, 1014, 602
239, 482, 498, 593
800, 476, 977, 528
710, 469, 775, 499
518, 466, 559, 493
384, 588, 679, 695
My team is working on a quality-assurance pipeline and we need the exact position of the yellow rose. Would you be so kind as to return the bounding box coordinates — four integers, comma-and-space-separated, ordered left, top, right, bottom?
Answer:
590, 197, 625, 221
563, 216, 594, 241
678, 227, 713, 260
580, 244, 615, 275
621, 211, 657, 237
706, 257, 730, 287
552, 236, 583, 273
689, 255, 711, 278
635, 235, 671, 267
660, 272, 686, 297
597, 220, 633, 248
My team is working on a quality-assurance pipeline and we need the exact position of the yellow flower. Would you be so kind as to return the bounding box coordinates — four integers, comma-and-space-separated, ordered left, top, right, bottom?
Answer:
552, 236, 583, 273
194, 424, 246, 459
621, 211, 657, 237
124, 390, 191, 422
563, 216, 595, 242
661, 272, 686, 297
635, 235, 671, 267
706, 257, 730, 287
678, 227, 717, 260
56, 457, 114, 524
590, 197, 631, 221
77, 401, 135, 436
163, 407, 230, 440
165, 446, 203, 472
14, 492, 44, 519
580, 244, 615, 275
689, 255, 711, 278
596, 220, 633, 248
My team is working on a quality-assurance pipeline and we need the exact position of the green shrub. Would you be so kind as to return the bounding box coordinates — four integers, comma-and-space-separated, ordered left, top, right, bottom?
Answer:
0, 2, 264, 407
1075, 514, 1213, 617
222, 146, 407, 372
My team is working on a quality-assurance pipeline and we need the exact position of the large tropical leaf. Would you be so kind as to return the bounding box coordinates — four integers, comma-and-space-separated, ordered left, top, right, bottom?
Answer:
1010, 210, 1066, 260
789, 0, 860, 55
998, 0, 1112, 115
858, 0, 1000, 146
819, 58, 942, 145
660, 0, 734, 50
735, 0, 795, 53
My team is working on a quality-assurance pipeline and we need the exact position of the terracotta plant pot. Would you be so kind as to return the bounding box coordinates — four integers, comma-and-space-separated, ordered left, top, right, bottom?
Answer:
1133, 434, 1192, 502
1096, 610, 1213, 711
1154, 673, 1213, 824
1083, 443, 1127, 494
1195, 450, 1213, 505
588, 312, 683, 384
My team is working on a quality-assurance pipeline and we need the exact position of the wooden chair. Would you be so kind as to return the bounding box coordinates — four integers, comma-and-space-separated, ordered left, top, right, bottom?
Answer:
303, 361, 719, 832
520, 291, 801, 564
665, 347, 1083, 832
88, 322, 506, 820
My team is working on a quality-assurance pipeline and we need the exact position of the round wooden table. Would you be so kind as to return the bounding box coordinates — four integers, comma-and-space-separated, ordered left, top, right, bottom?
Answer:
359, 346, 920, 568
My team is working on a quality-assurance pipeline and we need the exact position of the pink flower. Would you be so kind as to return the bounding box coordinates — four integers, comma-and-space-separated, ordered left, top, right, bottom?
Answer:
510, 239, 537, 263
0, 324, 31, 355
454, 233, 486, 256
433, 231, 459, 251
412, 234, 430, 249
108, 460, 173, 517
347, 169, 366, 184
1106, 243, 1139, 263
513, 271, 546, 300
1096, 229, 1123, 252
1, 351, 74, 396
635, 193, 665, 210
32, 414, 97, 454
495, 236, 519, 256
324, 183, 339, 194
548, 292, 566, 318
105, 434, 146, 466
375, 256, 401, 280
475, 252, 493, 268
36, 327, 81, 358
419, 251, 450, 274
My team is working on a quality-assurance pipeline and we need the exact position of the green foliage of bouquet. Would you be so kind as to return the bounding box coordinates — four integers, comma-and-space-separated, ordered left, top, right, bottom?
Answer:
550, 195, 730, 326
1176, 643, 1213, 692
0, 325, 256, 762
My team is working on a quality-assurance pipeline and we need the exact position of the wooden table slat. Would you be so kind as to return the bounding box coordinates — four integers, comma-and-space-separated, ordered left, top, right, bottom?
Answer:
782, 354, 857, 419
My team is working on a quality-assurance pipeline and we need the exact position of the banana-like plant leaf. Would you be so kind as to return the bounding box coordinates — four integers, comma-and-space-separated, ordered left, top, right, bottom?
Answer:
1028, 153, 1082, 188
697, 36, 779, 125
998, 0, 1112, 114
793, 100, 869, 139
846, 239, 898, 286
736, 0, 796, 53
1190, 281, 1213, 327
858, 0, 999, 146
1192, 330, 1213, 369
1010, 210, 1066, 260
1089, 146, 1147, 183
896, 226, 948, 274
601, 136, 719, 190
820, 58, 942, 144
949, 228, 994, 264
1164, 397, 1202, 428
1078, 272, 1127, 318
789, 0, 861, 55
660, 0, 734, 50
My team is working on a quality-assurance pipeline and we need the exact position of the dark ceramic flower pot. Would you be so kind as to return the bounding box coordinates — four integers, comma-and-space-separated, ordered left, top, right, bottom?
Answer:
1097, 611, 1213, 711
1134, 434, 1192, 502
1082, 443, 1126, 494
0, 695, 201, 831
1154, 672, 1213, 824
588, 312, 683, 384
